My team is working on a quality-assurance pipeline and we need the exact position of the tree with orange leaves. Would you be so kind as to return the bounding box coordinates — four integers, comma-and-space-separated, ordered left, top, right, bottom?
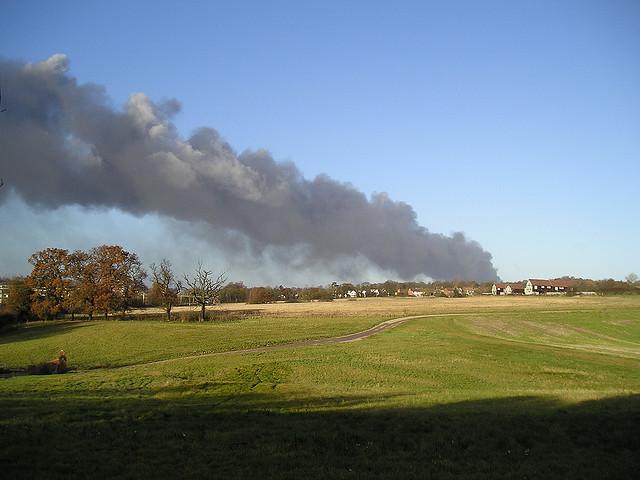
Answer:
26, 248, 70, 320
91, 245, 147, 320
65, 250, 100, 320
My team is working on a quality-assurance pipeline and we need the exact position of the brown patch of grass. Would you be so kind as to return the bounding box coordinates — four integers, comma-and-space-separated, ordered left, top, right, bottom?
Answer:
131, 295, 640, 319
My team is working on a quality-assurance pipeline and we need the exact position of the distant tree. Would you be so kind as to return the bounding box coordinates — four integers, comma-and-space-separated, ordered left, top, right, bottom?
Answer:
593, 278, 635, 295
300, 287, 333, 301
5, 277, 33, 322
276, 285, 298, 302
183, 263, 227, 321
92, 245, 147, 320
147, 282, 162, 307
149, 259, 182, 321
626, 273, 639, 285
336, 283, 356, 298
247, 287, 276, 304
381, 280, 399, 296
26, 248, 70, 320
219, 282, 249, 304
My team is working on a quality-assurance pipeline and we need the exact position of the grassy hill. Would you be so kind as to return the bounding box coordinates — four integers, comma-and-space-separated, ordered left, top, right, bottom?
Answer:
1, 297, 639, 478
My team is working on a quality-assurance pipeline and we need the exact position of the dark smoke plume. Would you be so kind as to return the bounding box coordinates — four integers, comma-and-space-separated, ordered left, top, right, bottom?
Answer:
0, 55, 498, 281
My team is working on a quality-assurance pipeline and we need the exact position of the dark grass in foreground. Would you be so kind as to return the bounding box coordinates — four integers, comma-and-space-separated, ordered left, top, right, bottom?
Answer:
1, 393, 638, 479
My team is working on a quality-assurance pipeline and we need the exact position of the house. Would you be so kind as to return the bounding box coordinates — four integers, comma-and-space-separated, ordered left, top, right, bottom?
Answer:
407, 288, 425, 297
491, 283, 510, 295
524, 279, 573, 295
494, 279, 572, 296
492, 282, 525, 295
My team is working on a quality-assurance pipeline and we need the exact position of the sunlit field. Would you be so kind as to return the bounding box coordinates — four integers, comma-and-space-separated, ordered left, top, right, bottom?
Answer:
1, 296, 639, 478
138, 293, 640, 316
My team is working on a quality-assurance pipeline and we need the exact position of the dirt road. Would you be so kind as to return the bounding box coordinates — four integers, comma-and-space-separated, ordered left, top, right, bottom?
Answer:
139, 314, 461, 367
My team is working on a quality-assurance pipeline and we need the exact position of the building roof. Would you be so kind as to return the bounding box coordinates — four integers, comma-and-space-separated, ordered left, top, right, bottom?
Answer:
529, 279, 573, 288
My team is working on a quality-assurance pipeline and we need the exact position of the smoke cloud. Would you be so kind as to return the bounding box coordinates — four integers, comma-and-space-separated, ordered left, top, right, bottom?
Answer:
0, 55, 498, 281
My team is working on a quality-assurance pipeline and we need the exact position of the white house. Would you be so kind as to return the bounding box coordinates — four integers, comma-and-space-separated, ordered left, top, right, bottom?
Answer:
524, 279, 572, 295
492, 283, 507, 295
492, 282, 525, 295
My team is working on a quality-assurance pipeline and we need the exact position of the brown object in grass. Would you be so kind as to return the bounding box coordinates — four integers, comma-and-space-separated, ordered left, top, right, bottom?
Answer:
45, 350, 68, 374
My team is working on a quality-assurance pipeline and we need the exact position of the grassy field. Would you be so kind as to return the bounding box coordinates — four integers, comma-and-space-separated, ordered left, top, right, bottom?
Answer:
1, 296, 639, 478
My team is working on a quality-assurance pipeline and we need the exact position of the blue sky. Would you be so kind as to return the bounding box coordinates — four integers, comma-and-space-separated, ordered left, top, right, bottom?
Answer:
1, 0, 639, 282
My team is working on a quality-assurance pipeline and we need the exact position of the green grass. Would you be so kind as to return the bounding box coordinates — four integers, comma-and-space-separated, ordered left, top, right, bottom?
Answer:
1, 302, 639, 478
0, 314, 387, 369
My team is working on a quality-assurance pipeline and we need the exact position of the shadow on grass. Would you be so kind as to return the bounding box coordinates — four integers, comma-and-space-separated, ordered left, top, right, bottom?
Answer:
0, 320, 94, 345
0, 390, 638, 479
0, 309, 266, 344
124, 308, 265, 323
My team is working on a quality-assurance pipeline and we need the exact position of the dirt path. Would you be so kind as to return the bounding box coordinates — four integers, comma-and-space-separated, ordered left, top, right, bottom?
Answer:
3, 315, 435, 377
130, 309, 596, 368
5, 309, 629, 377
136, 314, 455, 368
0, 314, 444, 376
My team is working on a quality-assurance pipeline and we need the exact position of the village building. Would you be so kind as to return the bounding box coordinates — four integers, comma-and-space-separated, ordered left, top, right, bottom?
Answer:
493, 279, 573, 295
491, 282, 524, 295
491, 283, 506, 295
524, 279, 572, 295
432, 287, 454, 297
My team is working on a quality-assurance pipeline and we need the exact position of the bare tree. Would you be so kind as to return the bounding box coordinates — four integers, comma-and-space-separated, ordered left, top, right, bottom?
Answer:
150, 259, 182, 321
183, 263, 227, 322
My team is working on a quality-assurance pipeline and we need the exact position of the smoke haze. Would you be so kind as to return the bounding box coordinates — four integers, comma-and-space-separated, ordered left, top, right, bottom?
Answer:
0, 55, 498, 282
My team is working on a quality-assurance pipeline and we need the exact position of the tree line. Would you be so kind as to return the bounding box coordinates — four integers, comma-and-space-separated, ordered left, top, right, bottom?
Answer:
216, 275, 640, 304
555, 275, 640, 295
0, 245, 226, 325
1, 246, 638, 327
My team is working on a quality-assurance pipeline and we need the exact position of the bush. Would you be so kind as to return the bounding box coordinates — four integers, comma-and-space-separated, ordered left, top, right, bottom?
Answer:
0, 308, 17, 329
179, 310, 203, 322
